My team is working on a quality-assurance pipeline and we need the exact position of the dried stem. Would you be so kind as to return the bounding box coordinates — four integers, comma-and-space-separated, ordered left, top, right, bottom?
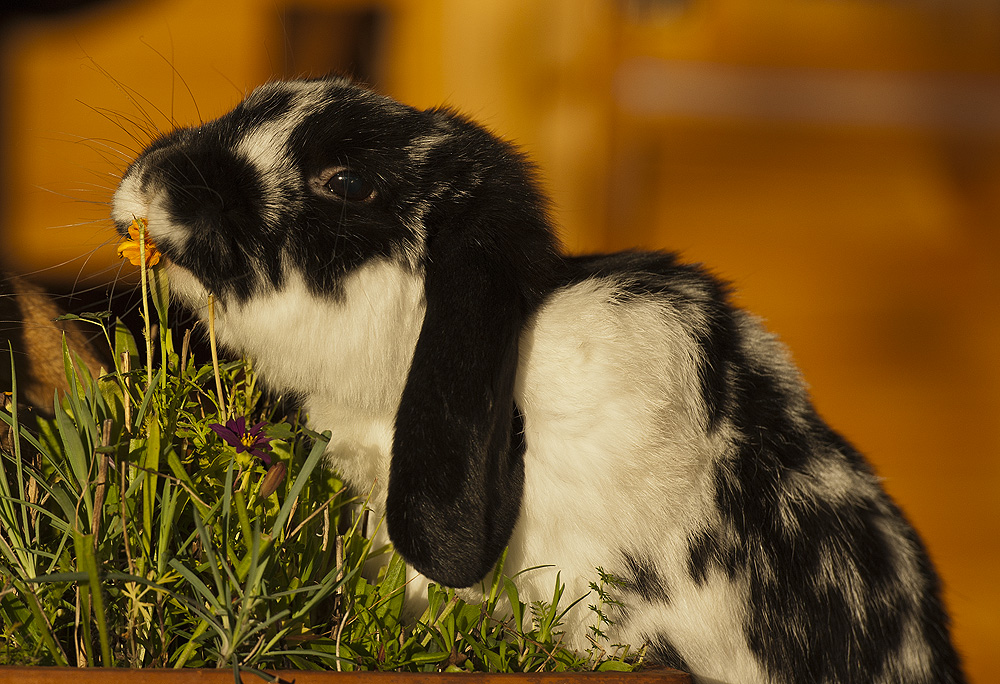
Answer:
208, 294, 226, 416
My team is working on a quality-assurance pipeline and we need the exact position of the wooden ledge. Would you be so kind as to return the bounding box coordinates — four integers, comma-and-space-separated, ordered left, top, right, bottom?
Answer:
1, 668, 692, 684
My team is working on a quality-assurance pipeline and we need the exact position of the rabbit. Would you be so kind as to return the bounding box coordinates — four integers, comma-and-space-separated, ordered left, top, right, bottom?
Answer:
111, 76, 966, 683
1, 271, 106, 447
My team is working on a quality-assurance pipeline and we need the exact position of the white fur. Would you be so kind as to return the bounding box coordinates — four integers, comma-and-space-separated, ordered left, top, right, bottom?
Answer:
110, 170, 146, 227
233, 89, 321, 228
203, 265, 416, 488
623, 571, 770, 684
405, 133, 450, 164
182, 259, 426, 500
499, 278, 743, 664
111, 160, 195, 265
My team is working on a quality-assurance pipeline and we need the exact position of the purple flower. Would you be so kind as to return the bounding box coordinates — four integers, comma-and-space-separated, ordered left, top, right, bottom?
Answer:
209, 416, 273, 466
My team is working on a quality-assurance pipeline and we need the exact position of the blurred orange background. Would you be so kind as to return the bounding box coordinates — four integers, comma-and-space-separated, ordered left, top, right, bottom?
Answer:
0, 0, 997, 680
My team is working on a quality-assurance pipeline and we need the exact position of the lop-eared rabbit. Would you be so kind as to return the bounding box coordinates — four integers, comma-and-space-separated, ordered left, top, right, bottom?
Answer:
111, 77, 965, 683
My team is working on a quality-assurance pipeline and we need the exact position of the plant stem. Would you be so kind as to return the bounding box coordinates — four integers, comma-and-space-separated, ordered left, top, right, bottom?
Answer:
208, 294, 226, 416
138, 219, 153, 391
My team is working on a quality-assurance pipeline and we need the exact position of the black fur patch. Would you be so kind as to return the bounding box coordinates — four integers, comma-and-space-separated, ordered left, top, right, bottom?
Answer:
386, 106, 560, 587
648, 633, 690, 672
221, 86, 299, 141
156, 142, 280, 301
284, 91, 430, 296
707, 331, 967, 682
686, 528, 739, 586
621, 551, 671, 603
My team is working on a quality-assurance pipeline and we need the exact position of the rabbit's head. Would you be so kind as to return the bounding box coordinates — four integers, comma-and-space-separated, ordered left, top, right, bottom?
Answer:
112, 77, 561, 586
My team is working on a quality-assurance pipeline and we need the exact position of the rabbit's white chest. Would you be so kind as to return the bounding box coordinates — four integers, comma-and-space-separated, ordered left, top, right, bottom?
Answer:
202, 259, 426, 493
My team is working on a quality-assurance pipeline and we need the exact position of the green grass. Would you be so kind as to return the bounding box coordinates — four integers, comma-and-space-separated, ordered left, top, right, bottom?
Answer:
0, 268, 641, 674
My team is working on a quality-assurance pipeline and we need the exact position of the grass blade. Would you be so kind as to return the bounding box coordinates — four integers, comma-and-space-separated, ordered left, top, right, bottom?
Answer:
74, 531, 112, 666
269, 430, 330, 539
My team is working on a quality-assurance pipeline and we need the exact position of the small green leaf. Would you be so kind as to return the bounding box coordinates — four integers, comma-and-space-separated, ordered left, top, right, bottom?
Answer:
374, 552, 407, 622
597, 659, 634, 672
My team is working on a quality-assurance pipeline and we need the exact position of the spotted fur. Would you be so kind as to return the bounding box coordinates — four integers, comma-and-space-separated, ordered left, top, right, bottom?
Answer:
112, 77, 965, 683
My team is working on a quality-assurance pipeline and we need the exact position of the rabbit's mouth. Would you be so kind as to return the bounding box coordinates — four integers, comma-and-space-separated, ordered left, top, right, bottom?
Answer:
115, 217, 161, 268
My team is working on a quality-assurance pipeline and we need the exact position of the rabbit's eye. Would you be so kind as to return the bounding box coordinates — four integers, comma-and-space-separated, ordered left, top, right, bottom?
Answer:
325, 170, 375, 201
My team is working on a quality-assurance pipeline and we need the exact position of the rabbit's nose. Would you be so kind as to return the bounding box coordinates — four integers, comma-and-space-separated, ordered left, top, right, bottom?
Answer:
145, 140, 264, 235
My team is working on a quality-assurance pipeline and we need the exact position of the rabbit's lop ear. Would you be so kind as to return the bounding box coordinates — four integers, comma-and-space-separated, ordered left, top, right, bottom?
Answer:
387, 117, 560, 588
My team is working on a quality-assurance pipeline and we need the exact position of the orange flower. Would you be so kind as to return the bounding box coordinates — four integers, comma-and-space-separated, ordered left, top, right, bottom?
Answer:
117, 217, 161, 267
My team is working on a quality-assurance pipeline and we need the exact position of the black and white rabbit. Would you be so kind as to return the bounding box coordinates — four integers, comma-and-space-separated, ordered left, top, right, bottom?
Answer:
111, 76, 965, 683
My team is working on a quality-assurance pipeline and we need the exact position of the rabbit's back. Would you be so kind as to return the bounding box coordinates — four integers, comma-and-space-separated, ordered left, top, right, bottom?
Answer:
508, 252, 964, 683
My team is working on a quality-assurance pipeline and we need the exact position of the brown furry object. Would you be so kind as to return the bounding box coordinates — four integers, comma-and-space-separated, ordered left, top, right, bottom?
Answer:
0, 272, 106, 445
